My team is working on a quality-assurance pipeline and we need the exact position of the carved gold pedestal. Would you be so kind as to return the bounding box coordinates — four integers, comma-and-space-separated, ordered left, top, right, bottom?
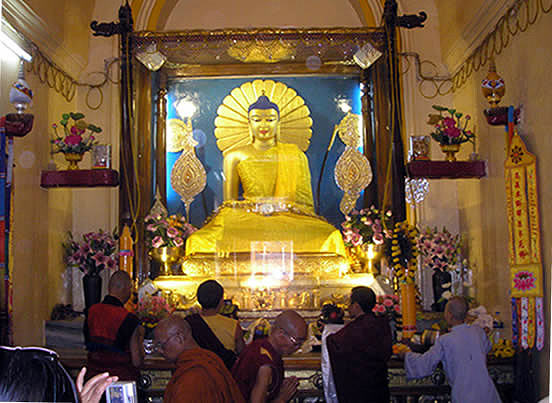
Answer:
152, 253, 374, 315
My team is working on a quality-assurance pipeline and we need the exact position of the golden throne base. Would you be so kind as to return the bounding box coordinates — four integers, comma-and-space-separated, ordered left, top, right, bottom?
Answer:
152, 252, 377, 317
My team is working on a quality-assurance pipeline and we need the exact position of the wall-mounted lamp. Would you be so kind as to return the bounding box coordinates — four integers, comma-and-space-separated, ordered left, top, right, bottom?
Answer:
4, 61, 34, 137
135, 42, 166, 71
353, 42, 382, 69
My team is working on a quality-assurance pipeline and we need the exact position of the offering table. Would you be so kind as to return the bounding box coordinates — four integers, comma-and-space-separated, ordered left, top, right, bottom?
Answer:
56, 348, 513, 402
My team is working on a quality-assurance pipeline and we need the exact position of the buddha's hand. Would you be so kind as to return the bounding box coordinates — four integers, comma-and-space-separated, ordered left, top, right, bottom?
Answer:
276, 376, 299, 403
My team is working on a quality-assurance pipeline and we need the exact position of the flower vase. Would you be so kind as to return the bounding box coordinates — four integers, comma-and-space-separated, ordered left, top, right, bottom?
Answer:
82, 271, 102, 311
64, 152, 84, 170
149, 246, 184, 276
431, 269, 452, 312
440, 144, 460, 162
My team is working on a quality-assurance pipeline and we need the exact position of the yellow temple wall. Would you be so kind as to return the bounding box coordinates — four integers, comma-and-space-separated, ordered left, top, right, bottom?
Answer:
436, 3, 551, 399
2, 0, 119, 345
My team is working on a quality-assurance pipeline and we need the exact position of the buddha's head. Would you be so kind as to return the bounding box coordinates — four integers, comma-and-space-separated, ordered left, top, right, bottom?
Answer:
248, 95, 280, 144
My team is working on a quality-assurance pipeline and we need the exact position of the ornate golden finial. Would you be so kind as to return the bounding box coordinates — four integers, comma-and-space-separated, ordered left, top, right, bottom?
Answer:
148, 186, 168, 218
481, 58, 505, 107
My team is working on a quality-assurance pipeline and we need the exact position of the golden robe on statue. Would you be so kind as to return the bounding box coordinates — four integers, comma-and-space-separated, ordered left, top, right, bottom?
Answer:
185, 142, 345, 256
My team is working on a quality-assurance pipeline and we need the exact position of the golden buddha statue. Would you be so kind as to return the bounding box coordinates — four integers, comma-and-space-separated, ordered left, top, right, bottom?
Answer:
185, 94, 346, 257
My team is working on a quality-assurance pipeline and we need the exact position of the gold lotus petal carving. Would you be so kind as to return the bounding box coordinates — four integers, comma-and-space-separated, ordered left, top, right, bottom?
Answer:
215, 80, 312, 153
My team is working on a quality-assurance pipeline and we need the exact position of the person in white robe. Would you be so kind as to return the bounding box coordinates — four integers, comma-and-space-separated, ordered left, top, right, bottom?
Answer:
398, 296, 502, 403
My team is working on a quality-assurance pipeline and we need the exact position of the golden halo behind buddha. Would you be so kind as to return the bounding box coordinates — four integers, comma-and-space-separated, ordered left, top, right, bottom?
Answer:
214, 79, 313, 154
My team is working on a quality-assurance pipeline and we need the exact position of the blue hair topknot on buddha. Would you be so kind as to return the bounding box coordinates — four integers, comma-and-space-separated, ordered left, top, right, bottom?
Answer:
248, 95, 280, 116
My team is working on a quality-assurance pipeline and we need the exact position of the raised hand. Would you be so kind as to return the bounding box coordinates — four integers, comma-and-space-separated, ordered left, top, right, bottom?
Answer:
76, 367, 118, 403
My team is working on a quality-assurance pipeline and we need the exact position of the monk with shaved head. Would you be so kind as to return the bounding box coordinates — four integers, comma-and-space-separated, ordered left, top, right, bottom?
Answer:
232, 310, 308, 403
154, 315, 245, 403
85, 270, 144, 383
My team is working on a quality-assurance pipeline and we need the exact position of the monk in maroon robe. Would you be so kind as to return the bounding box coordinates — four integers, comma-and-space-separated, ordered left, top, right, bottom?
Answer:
232, 310, 308, 403
327, 286, 392, 403
85, 271, 144, 382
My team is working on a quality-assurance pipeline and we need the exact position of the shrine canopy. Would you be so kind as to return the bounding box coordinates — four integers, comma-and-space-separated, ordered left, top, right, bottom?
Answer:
132, 27, 384, 67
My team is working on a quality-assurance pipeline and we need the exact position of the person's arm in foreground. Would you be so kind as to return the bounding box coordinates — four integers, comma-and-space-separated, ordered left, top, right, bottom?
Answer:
76, 367, 118, 403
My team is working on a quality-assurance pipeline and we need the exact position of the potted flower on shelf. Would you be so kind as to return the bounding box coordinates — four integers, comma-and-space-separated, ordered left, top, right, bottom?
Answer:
64, 230, 118, 310
427, 105, 475, 161
51, 112, 102, 170
145, 213, 197, 275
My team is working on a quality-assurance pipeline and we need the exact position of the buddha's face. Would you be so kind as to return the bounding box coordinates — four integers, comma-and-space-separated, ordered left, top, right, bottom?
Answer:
248, 108, 279, 143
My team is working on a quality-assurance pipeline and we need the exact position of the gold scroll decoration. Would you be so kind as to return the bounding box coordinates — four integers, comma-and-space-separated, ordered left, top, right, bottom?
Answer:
333, 112, 372, 215
170, 118, 207, 219
214, 79, 312, 154
227, 40, 296, 63
505, 131, 543, 298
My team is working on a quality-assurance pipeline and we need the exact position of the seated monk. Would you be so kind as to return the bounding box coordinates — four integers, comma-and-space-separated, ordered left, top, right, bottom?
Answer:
185, 94, 346, 257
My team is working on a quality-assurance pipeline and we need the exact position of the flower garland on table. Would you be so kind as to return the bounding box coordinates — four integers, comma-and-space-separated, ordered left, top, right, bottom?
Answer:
385, 221, 419, 284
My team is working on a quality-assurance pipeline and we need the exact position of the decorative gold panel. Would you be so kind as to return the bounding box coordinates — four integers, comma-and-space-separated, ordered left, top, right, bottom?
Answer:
169, 118, 207, 218
333, 113, 372, 215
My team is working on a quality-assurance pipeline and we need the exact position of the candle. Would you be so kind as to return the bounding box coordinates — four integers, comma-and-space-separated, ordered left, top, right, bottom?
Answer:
119, 225, 134, 278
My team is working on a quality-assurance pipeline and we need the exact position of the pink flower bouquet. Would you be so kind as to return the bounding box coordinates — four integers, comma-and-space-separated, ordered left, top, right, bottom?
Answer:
51, 112, 102, 155
417, 226, 461, 272
64, 230, 118, 274
372, 294, 401, 318
144, 213, 196, 249
341, 205, 393, 247
427, 105, 475, 146
135, 294, 176, 329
